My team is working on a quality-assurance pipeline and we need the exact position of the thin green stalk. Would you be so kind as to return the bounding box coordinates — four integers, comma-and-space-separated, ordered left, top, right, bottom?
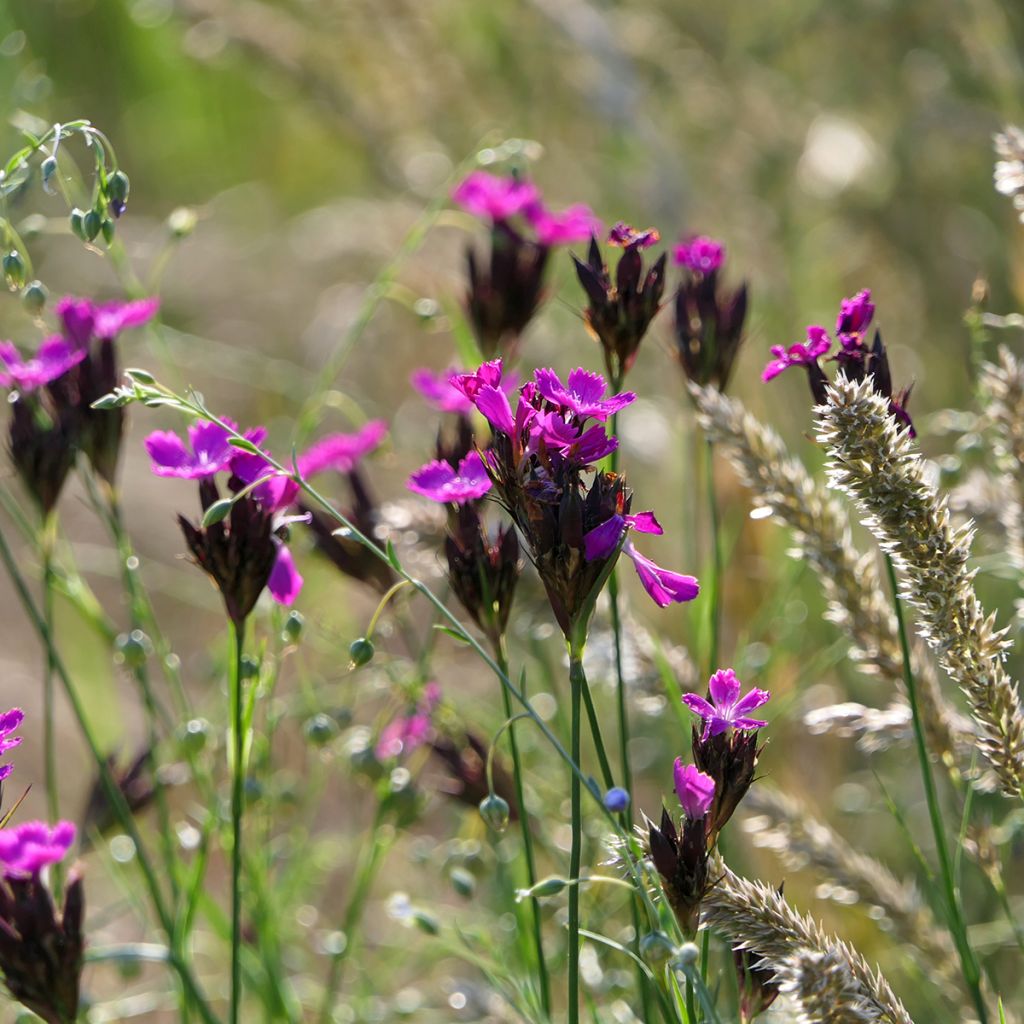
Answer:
568, 650, 585, 1024
579, 672, 615, 792
229, 619, 247, 1024
496, 639, 552, 1019
608, 398, 653, 1024
0, 524, 221, 1024
317, 808, 393, 1022
703, 437, 721, 678
884, 554, 987, 1024
40, 513, 63, 898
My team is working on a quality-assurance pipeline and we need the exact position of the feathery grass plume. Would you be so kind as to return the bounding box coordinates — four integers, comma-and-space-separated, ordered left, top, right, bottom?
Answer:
776, 947, 880, 1023
803, 700, 912, 752
702, 859, 915, 1024
978, 347, 1024, 575
692, 384, 972, 775
742, 788, 960, 999
818, 376, 1024, 798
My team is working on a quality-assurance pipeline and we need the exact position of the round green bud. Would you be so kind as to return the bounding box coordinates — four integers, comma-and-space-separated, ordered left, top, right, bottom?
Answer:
282, 610, 304, 643
478, 794, 510, 834
180, 717, 211, 755
349, 637, 375, 667
240, 655, 260, 680
82, 209, 102, 242
2, 251, 25, 289
21, 280, 47, 315
303, 713, 338, 747
167, 206, 197, 239
531, 876, 569, 898
107, 169, 130, 203
69, 208, 87, 241
639, 931, 676, 967
101, 218, 115, 244
411, 909, 440, 936
114, 629, 152, 670
40, 155, 57, 193
672, 941, 700, 969
449, 866, 476, 898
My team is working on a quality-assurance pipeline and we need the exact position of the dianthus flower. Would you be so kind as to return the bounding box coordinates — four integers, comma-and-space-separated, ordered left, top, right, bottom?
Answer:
573, 224, 667, 383
683, 669, 769, 839
761, 289, 915, 434
377, 683, 441, 760
0, 820, 83, 1024
412, 360, 697, 643
452, 170, 599, 358
0, 709, 24, 785
1, 296, 157, 510
145, 417, 304, 624
645, 764, 716, 936
673, 234, 748, 391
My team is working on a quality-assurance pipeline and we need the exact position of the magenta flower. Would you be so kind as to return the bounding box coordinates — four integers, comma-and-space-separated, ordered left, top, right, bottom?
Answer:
296, 420, 388, 478
761, 326, 831, 382
0, 708, 23, 785
0, 339, 87, 392
453, 171, 539, 222
145, 420, 267, 479
533, 367, 635, 421
531, 415, 618, 465
835, 288, 874, 343
675, 236, 725, 275
608, 222, 660, 249
682, 669, 770, 741
408, 451, 492, 504
673, 760, 716, 820
412, 369, 475, 414
525, 201, 601, 245
376, 682, 441, 760
0, 821, 75, 879
267, 542, 303, 605
624, 543, 700, 607
450, 358, 507, 403
56, 296, 159, 346
229, 448, 300, 513
583, 510, 663, 561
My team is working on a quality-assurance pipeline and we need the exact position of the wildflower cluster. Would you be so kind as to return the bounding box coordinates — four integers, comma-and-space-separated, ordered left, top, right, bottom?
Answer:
453, 170, 598, 358
646, 669, 769, 935
762, 289, 914, 434
0, 296, 157, 512
409, 359, 698, 643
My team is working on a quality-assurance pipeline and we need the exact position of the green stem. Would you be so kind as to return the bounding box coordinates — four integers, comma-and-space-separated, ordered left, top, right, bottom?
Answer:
607, 400, 653, 1024
317, 809, 392, 1022
579, 671, 616, 792
229, 619, 247, 1024
568, 650, 585, 1024
40, 513, 63, 898
703, 437, 721, 678
884, 554, 987, 1024
496, 639, 552, 1019
0, 524, 221, 1024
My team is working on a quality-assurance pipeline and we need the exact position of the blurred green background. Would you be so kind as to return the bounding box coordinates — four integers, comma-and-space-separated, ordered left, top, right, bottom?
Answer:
1, 0, 1023, 1019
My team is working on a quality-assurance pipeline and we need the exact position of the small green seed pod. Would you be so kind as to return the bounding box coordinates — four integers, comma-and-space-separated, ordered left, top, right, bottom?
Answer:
478, 794, 510, 833
349, 637, 375, 667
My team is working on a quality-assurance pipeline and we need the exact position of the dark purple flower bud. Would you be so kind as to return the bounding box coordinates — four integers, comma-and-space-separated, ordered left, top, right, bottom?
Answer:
7, 393, 79, 515
573, 227, 667, 383
674, 235, 748, 391
177, 477, 285, 627
0, 863, 84, 1024
734, 946, 782, 1024
444, 503, 521, 644
465, 221, 549, 360
645, 805, 710, 937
